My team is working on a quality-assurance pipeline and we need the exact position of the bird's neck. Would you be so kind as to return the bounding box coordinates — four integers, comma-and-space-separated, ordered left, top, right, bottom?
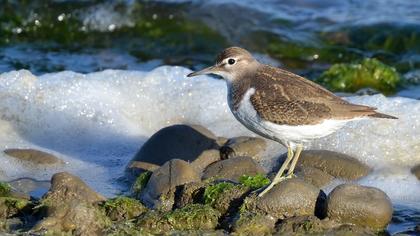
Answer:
227, 75, 252, 111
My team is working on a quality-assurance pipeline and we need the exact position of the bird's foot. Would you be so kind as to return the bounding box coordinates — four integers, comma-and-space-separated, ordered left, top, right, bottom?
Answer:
258, 176, 288, 197
284, 173, 296, 179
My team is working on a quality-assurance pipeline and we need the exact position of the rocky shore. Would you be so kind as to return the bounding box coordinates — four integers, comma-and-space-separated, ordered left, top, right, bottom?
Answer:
0, 124, 418, 235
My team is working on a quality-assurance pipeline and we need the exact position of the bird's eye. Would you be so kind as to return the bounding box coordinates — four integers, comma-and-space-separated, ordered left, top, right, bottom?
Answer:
228, 58, 236, 65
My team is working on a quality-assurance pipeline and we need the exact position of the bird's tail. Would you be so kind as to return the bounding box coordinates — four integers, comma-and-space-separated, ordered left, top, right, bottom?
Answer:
368, 112, 398, 119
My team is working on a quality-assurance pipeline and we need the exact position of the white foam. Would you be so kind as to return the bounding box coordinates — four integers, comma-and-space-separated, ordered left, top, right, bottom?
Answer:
0, 66, 419, 203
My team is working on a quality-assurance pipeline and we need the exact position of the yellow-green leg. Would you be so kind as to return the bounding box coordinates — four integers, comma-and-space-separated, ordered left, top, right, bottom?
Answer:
258, 146, 294, 197
285, 143, 303, 177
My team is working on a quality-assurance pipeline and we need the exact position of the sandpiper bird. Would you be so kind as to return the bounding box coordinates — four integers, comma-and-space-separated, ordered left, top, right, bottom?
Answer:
187, 47, 397, 196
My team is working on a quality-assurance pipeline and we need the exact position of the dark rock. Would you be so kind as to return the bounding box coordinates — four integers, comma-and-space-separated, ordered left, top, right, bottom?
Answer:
220, 136, 266, 161
203, 182, 250, 216
326, 184, 393, 230
191, 149, 221, 172
411, 164, 420, 180
295, 166, 335, 188
4, 149, 63, 166
174, 181, 208, 209
127, 161, 159, 177
233, 212, 276, 236
242, 178, 326, 220
202, 156, 266, 182
275, 216, 377, 236
296, 150, 371, 180
32, 172, 109, 235
141, 159, 200, 210
130, 124, 219, 166
136, 204, 221, 234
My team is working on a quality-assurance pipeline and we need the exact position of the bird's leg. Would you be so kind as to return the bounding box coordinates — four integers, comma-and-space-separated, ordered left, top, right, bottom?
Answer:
258, 145, 294, 197
285, 143, 303, 177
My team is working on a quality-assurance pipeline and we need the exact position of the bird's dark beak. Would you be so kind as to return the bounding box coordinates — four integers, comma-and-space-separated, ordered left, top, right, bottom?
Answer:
187, 65, 218, 77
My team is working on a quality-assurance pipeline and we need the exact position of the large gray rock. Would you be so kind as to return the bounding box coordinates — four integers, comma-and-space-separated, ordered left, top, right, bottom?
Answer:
411, 164, 420, 180
191, 149, 221, 172
202, 156, 266, 182
242, 178, 326, 220
296, 150, 371, 180
220, 136, 266, 161
130, 124, 219, 166
4, 149, 63, 166
326, 184, 393, 230
32, 172, 109, 235
141, 159, 200, 210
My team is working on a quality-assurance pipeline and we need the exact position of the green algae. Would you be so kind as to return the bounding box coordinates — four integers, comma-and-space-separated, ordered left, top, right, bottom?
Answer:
136, 204, 220, 233
239, 174, 270, 190
0, 182, 11, 197
132, 171, 152, 197
316, 58, 401, 94
203, 182, 235, 205
102, 196, 147, 221
233, 211, 275, 236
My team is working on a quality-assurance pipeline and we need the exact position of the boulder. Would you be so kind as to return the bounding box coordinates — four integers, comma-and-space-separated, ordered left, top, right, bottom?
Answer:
141, 159, 200, 210
102, 196, 147, 221
191, 149, 221, 172
295, 166, 335, 188
233, 212, 276, 236
411, 164, 420, 180
130, 124, 219, 166
326, 184, 393, 230
220, 136, 266, 161
4, 149, 63, 166
202, 156, 266, 182
32, 172, 109, 235
296, 150, 371, 180
242, 178, 326, 220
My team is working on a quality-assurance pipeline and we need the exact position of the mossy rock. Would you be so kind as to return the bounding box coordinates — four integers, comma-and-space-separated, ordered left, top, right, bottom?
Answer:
0, 197, 32, 219
136, 204, 221, 233
316, 58, 401, 95
233, 211, 276, 236
239, 174, 270, 190
132, 171, 152, 198
102, 196, 147, 221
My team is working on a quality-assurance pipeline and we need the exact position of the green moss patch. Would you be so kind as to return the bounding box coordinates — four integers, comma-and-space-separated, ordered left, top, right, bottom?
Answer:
203, 182, 235, 205
0, 182, 11, 197
132, 171, 152, 197
102, 196, 147, 221
239, 174, 270, 190
316, 58, 401, 94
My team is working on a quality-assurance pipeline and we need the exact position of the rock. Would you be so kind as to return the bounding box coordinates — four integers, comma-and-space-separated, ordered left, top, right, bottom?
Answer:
326, 184, 393, 230
136, 204, 221, 234
130, 124, 219, 166
174, 181, 208, 209
295, 166, 335, 188
275, 216, 377, 236
32, 172, 109, 235
102, 196, 147, 221
203, 182, 250, 216
316, 58, 400, 95
141, 159, 200, 210
202, 156, 266, 182
233, 212, 276, 236
131, 171, 152, 198
411, 164, 420, 180
296, 150, 371, 180
220, 136, 266, 161
127, 161, 159, 177
4, 149, 63, 166
242, 178, 326, 220
191, 149, 221, 172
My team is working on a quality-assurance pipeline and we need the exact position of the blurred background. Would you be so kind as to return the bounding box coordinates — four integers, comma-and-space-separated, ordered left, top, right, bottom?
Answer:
0, 0, 419, 97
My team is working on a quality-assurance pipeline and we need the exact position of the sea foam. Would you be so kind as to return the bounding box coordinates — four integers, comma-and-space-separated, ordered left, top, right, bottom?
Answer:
0, 66, 419, 205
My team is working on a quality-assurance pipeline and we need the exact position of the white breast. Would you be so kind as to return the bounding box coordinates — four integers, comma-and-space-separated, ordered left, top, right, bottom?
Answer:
229, 87, 357, 146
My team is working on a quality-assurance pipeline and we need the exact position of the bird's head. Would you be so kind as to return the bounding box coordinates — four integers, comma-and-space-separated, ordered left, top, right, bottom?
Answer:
187, 47, 259, 81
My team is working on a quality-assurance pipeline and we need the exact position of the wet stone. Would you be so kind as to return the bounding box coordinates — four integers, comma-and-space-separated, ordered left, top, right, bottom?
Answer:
233, 212, 276, 236
295, 166, 335, 188
296, 150, 371, 180
130, 124, 219, 166
4, 149, 63, 166
242, 178, 326, 220
326, 184, 393, 230
202, 156, 266, 182
141, 159, 200, 211
220, 136, 266, 161
191, 149, 221, 172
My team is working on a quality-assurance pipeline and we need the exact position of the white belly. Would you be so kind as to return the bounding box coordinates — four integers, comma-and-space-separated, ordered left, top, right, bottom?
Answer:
229, 88, 356, 146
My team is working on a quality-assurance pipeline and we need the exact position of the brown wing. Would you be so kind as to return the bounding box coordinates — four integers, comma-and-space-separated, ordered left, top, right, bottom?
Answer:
250, 65, 387, 125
